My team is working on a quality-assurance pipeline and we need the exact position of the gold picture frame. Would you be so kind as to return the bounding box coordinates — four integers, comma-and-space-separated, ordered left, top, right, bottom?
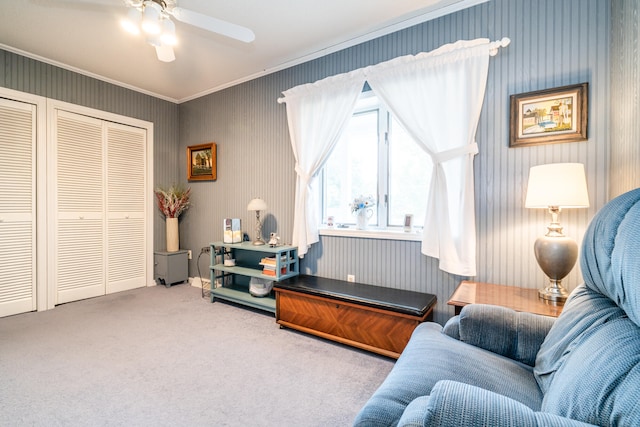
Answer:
509, 82, 588, 147
187, 143, 216, 181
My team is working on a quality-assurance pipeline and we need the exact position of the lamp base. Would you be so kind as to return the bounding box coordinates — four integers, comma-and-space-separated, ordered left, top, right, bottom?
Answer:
538, 280, 569, 304
533, 232, 578, 306
252, 239, 265, 246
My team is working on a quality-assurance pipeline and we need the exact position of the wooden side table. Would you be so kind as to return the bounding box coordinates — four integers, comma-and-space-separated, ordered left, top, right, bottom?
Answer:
447, 281, 563, 318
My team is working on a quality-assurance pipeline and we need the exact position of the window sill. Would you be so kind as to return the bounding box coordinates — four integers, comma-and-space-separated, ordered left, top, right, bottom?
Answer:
318, 226, 422, 241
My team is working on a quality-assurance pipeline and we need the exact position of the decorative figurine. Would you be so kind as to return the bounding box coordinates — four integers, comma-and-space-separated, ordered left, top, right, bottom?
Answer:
268, 232, 280, 247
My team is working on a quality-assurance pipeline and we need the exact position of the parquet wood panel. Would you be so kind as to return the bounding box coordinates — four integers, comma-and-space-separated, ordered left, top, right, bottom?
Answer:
275, 288, 432, 359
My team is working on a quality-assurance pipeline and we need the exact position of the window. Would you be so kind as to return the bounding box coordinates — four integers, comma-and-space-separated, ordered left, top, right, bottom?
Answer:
322, 92, 431, 230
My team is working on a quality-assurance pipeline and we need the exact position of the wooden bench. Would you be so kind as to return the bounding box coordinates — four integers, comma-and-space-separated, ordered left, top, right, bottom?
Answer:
274, 275, 437, 359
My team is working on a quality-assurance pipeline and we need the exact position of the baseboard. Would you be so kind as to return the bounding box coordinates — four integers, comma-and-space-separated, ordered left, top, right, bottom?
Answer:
189, 276, 211, 290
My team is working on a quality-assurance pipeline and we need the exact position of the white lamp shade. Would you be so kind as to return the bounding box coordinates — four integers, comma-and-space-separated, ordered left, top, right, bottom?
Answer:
155, 45, 175, 62
247, 198, 268, 211
121, 8, 141, 35
160, 18, 177, 46
525, 163, 590, 208
142, 1, 162, 34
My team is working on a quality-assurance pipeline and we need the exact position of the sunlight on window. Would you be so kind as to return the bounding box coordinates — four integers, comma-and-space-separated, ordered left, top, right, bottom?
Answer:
322, 93, 432, 230
324, 110, 378, 225
388, 118, 431, 227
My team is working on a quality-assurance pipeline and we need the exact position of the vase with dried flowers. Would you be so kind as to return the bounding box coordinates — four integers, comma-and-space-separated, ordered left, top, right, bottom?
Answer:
155, 185, 191, 252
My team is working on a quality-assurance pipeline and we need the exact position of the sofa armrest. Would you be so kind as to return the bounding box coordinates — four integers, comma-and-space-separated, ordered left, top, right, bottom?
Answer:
442, 304, 555, 366
398, 380, 597, 427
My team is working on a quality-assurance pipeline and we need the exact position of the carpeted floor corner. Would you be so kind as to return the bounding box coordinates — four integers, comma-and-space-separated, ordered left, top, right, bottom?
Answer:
0, 285, 394, 426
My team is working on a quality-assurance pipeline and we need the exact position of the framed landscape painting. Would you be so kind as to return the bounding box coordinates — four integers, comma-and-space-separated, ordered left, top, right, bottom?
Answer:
187, 143, 216, 181
509, 83, 588, 147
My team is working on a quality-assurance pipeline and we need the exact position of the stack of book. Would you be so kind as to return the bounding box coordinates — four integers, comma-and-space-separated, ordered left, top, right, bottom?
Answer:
259, 256, 287, 277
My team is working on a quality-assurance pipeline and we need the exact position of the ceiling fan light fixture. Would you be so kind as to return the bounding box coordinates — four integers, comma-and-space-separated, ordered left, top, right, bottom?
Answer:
160, 18, 177, 46
146, 34, 162, 48
141, 1, 162, 35
121, 8, 142, 35
156, 44, 176, 63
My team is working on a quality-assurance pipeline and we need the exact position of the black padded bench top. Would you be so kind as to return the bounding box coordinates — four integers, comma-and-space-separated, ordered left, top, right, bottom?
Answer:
275, 275, 436, 317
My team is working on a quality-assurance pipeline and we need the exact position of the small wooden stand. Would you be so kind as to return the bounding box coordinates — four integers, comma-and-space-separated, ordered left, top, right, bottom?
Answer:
447, 280, 563, 318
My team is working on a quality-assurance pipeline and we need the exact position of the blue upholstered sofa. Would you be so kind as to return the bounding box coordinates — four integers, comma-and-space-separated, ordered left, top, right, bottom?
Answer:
354, 188, 640, 427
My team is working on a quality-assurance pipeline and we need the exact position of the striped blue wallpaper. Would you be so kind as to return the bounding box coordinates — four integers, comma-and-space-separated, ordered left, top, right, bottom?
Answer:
179, 0, 611, 324
1, 0, 624, 325
0, 49, 180, 250
611, 0, 640, 197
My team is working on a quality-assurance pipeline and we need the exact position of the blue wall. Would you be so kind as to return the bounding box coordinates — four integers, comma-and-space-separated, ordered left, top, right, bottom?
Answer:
0, 49, 180, 251
179, 0, 611, 324
0, 0, 615, 324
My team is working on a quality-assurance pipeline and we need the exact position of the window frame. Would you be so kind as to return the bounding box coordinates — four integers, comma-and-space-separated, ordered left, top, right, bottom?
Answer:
319, 91, 425, 241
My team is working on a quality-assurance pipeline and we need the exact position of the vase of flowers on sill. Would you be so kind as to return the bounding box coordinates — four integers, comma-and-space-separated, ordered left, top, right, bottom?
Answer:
154, 185, 191, 252
351, 195, 375, 230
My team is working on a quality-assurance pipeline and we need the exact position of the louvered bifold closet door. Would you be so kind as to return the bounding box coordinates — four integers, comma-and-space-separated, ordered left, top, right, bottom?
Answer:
54, 110, 105, 304
106, 123, 146, 293
0, 98, 36, 317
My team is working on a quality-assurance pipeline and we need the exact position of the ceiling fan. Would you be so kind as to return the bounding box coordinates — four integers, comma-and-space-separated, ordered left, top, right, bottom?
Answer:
120, 0, 255, 62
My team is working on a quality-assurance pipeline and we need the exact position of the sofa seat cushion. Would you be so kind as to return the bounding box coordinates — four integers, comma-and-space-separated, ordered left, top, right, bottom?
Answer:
398, 381, 597, 427
353, 322, 543, 426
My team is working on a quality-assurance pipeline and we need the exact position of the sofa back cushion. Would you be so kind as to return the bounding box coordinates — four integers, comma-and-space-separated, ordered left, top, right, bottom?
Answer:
580, 188, 640, 326
535, 284, 640, 425
534, 188, 640, 425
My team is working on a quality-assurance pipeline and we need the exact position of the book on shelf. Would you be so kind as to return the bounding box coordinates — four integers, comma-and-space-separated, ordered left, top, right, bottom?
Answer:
263, 267, 287, 277
259, 255, 288, 267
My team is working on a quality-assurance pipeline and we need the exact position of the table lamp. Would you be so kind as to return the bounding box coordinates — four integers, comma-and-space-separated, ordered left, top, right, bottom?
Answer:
247, 198, 268, 245
525, 163, 589, 303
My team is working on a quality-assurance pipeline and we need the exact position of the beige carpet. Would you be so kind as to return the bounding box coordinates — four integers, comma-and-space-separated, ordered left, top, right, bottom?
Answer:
0, 285, 394, 426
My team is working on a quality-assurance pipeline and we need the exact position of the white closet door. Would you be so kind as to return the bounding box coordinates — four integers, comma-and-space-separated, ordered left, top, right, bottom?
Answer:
0, 98, 36, 317
54, 110, 105, 304
106, 123, 146, 293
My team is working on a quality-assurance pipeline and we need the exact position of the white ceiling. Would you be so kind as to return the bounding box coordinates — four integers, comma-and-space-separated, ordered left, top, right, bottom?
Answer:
0, 0, 484, 103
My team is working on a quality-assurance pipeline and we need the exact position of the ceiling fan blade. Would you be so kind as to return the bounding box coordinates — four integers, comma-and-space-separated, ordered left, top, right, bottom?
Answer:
171, 7, 255, 43
155, 44, 175, 62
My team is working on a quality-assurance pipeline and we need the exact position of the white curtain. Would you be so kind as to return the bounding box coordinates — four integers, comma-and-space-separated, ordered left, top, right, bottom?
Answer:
280, 38, 504, 274
279, 70, 366, 257
365, 39, 490, 276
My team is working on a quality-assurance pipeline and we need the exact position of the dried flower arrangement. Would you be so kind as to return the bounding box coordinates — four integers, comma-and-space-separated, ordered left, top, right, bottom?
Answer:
350, 195, 376, 214
154, 185, 191, 218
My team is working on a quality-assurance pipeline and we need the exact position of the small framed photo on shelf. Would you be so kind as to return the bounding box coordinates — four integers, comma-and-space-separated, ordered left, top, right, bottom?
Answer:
509, 82, 588, 147
187, 142, 217, 181
403, 214, 413, 233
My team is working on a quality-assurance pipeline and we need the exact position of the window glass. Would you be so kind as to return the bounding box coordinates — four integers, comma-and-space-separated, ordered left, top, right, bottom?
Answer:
322, 93, 431, 230
388, 118, 431, 227
324, 109, 379, 225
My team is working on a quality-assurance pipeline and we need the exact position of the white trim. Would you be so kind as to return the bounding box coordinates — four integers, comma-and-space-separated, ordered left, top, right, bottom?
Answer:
180, 0, 489, 103
1, 0, 487, 104
0, 87, 49, 312
319, 226, 422, 242
46, 99, 156, 299
0, 44, 177, 104
189, 277, 211, 289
